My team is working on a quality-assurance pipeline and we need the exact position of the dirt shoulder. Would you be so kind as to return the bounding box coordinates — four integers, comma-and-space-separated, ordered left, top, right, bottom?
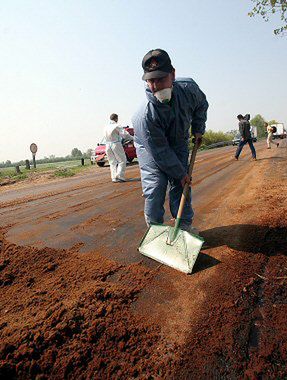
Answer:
173, 149, 287, 378
0, 147, 286, 379
0, 165, 97, 194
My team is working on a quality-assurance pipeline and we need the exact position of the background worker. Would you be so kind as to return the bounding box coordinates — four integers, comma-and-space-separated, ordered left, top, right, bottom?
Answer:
105, 113, 134, 182
132, 49, 208, 233
235, 114, 257, 161
266, 122, 279, 149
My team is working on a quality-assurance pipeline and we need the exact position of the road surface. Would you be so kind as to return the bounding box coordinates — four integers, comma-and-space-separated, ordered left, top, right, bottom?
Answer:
1, 140, 286, 379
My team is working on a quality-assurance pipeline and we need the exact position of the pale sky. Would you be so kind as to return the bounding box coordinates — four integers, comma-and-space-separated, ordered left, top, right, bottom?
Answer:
1, 0, 286, 162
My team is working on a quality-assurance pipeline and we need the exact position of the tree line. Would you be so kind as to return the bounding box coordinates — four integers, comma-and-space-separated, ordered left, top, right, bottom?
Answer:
0, 148, 94, 168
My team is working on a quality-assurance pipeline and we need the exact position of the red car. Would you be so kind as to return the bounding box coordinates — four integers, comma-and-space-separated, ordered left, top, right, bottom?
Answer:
91, 127, 137, 167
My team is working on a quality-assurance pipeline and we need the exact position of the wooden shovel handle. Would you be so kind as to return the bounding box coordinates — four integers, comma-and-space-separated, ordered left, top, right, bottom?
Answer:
176, 141, 200, 220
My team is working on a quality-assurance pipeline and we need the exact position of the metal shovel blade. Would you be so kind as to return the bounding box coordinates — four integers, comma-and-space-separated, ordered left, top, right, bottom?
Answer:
139, 224, 204, 274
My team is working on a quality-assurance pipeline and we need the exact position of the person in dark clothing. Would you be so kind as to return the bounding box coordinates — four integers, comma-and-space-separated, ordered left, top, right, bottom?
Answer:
235, 114, 256, 161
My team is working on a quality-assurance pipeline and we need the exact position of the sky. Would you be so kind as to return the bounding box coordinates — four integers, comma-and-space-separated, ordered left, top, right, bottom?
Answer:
0, 0, 286, 162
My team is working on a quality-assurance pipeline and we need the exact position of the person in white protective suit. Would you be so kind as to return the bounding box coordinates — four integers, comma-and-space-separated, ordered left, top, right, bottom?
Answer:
105, 113, 134, 182
265, 122, 279, 149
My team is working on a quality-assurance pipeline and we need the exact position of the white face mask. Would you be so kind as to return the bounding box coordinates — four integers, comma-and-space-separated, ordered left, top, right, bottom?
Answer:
154, 87, 172, 103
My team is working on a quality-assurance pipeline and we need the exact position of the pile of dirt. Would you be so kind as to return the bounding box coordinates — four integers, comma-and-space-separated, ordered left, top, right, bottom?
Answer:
0, 234, 178, 379
173, 164, 287, 379
0, 179, 17, 187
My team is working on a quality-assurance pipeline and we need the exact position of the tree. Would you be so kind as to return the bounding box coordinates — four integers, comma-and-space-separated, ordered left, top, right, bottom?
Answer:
192, 130, 232, 150
71, 148, 82, 157
250, 114, 267, 137
268, 119, 279, 124
226, 129, 239, 137
249, 0, 287, 35
84, 148, 94, 158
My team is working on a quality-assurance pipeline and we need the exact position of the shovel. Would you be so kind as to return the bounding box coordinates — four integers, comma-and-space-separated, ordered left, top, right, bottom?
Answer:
138, 140, 204, 274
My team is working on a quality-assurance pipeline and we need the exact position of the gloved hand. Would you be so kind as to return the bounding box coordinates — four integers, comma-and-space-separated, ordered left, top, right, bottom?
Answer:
192, 133, 203, 147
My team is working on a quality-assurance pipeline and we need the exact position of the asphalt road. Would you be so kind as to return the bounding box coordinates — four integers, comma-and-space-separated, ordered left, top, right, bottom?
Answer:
0, 140, 274, 260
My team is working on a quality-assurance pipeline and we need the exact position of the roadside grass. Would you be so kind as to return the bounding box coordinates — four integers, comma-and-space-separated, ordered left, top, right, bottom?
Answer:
0, 159, 93, 183
0, 172, 28, 181
53, 166, 85, 178
54, 169, 75, 177
0, 168, 28, 181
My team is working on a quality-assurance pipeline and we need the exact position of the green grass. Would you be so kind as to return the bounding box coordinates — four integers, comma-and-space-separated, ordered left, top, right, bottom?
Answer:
53, 168, 76, 178
36, 160, 82, 170
0, 169, 28, 183
0, 168, 27, 180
